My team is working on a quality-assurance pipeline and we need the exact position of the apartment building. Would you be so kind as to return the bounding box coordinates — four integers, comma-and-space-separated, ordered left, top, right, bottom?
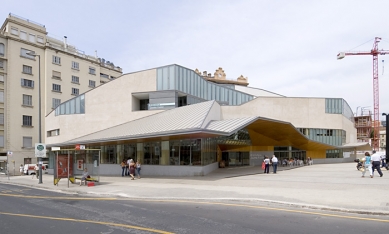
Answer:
0, 14, 122, 171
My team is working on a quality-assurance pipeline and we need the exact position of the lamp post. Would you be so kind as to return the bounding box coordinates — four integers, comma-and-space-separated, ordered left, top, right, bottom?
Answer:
383, 113, 389, 163
26, 51, 42, 184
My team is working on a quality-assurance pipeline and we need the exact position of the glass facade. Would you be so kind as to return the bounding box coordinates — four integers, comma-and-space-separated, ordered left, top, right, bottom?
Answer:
326, 149, 343, 158
325, 98, 354, 123
55, 94, 85, 116
298, 128, 346, 146
156, 65, 254, 106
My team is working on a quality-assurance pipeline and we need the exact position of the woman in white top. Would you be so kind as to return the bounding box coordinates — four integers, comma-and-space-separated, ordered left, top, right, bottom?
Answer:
19, 164, 24, 176
263, 156, 270, 174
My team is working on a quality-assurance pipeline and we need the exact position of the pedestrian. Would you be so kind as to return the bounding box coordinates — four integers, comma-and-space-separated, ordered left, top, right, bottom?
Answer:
120, 160, 126, 177
271, 155, 278, 173
361, 152, 372, 178
126, 157, 131, 176
263, 156, 270, 174
371, 151, 383, 178
19, 164, 24, 176
380, 154, 387, 168
34, 164, 39, 179
129, 159, 135, 180
80, 168, 89, 186
136, 160, 141, 179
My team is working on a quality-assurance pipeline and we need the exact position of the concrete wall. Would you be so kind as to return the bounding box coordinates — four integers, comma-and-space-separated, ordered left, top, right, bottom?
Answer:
250, 151, 273, 166
234, 86, 284, 97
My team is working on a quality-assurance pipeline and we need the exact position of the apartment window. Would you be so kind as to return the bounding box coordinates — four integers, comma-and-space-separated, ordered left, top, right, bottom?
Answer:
71, 61, 79, 70
11, 27, 18, 35
71, 88, 79, 96
0, 75, 4, 82
52, 55, 61, 65
21, 78, 34, 88
23, 94, 32, 106
0, 91, 3, 102
100, 73, 109, 79
47, 129, 60, 137
29, 34, 36, 43
23, 136, 32, 148
0, 135, 3, 147
0, 113, 3, 125
89, 67, 96, 75
20, 48, 35, 59
20, 31, 27, 40
0, 43, 4, 56
0, 61, 3, 68
89, 80, 96, 88
52, 98, 61, 109
23, 65, 32, 74
52, 70, 61, 79
22, 115, 32, 126
71, 75, 79, 84
52, 84, 61, 92
37, 36, 44, 44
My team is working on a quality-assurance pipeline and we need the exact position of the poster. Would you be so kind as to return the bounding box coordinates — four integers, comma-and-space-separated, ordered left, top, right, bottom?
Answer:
77, 160, 84, 170
56, 155, 73, 178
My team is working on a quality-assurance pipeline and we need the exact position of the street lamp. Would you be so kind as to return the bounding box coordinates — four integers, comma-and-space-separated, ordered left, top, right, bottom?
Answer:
26, 51, 42, 184
382, 113, 389, 163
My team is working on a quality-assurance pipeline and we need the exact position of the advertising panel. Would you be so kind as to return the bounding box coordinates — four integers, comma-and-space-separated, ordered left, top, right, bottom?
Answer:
56, 155, 73, 178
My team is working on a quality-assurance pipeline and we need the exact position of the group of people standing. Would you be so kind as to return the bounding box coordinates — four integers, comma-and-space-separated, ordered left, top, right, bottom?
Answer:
262, 155, 278, 174
121, 158, 141, 180
360, 151, 384, 178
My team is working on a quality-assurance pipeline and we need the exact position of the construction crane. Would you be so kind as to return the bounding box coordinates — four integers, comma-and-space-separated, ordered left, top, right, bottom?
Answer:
337, 37, 389, 150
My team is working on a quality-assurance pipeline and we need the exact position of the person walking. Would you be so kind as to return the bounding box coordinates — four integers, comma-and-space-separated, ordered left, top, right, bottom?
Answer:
129, 159, 135, 180
19, 164, 24, 176
33, 164, 39, 179
371, 151, 383, 178
381, 154, 387, 168
361, 152, 373, 178
136, 160, 141, 179
120, 160, 126, 177
263, 156, 270, 174
271, 155, 278, 173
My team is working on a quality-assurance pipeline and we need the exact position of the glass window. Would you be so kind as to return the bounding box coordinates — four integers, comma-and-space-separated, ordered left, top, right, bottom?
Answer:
89, 67, 96, 75
52, 98, 61, 109
29, 34, 36, 43
20, 31, 27, 40
11, 27, 18, 35
0, 113, 4, 125
0, 91, 3, 102
71, 88, 79, 96
52, 84, 61, 92
23, 94, 32, 106
20, 48, 35, 59
23, 136, 32, 148
89, 80, 96, 88
0, 43, 4, 56
72, 75, 79, 84
21, 79, 34, 88
37, 36, 44, 44
22, 115, 32, 126
23, 65, 32, 74
0, 61, 3, 69
52, 55, 61, 65
72, 61, 79, 70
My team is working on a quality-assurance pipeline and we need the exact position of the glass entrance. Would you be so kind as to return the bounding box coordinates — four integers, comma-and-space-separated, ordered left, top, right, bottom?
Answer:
222, 151, 250, 167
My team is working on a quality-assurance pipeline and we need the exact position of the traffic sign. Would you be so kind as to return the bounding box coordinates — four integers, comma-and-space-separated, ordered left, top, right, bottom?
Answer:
35, 143, 46, 157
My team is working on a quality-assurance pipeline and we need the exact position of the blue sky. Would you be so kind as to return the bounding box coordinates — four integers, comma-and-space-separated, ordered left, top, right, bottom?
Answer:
2, 0, 389, 120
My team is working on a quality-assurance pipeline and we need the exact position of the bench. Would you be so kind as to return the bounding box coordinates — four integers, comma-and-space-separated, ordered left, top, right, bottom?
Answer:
74, 176, 98, 185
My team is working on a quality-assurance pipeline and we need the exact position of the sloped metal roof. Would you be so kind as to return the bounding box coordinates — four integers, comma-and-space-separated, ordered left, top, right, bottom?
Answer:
64, 100, 218, 145
205, 117, 258, 133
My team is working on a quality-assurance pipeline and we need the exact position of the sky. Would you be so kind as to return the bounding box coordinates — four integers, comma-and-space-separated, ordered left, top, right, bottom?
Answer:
2, 0, 389, 121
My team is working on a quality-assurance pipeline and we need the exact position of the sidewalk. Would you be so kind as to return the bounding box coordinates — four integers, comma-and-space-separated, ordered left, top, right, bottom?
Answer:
1, 163, 388, 215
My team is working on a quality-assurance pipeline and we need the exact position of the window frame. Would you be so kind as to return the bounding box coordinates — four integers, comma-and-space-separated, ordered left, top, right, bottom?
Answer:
22, 94, 32, 106
89, 67, 96, 75
52, 83, 61, 92
71, 75, 80, 84
52, 98, 61, 109
23, 65, 32, 75
88, 80, 96, 88
22, 115, 32, 126
22, 136, 33, 148
52, 55, 61, 65
71, 87, 79, 96
21, 78, 34, 88
71, 61, 79, 70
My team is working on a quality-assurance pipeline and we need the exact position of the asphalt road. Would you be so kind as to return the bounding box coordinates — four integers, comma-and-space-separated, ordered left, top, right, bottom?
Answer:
0, 183, 388, 234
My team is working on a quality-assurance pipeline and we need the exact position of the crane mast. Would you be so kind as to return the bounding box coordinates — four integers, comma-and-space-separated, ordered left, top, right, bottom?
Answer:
337, 37, 389, 150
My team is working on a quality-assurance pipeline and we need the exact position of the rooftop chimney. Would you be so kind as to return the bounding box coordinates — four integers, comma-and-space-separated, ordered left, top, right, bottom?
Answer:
63, 36, 67, 50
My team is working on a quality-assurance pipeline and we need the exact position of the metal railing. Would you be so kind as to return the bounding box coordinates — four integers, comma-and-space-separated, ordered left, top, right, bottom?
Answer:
9, 13, 45, 28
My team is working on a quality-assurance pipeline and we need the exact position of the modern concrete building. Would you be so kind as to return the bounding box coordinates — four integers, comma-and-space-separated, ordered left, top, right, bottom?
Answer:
46, 64, 370, 176
0, 14, 122, 171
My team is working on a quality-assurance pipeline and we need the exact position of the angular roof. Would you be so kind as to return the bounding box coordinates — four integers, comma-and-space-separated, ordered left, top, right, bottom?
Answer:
50, 101, 336, 152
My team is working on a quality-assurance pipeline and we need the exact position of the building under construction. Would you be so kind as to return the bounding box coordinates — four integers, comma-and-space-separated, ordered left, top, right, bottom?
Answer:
354, 110, 380, 149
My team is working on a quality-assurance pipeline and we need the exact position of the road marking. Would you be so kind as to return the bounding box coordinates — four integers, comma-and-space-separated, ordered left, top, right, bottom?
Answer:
0, 211, 174, 234
137, 199, 389, 223
1, 193, 388, 223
